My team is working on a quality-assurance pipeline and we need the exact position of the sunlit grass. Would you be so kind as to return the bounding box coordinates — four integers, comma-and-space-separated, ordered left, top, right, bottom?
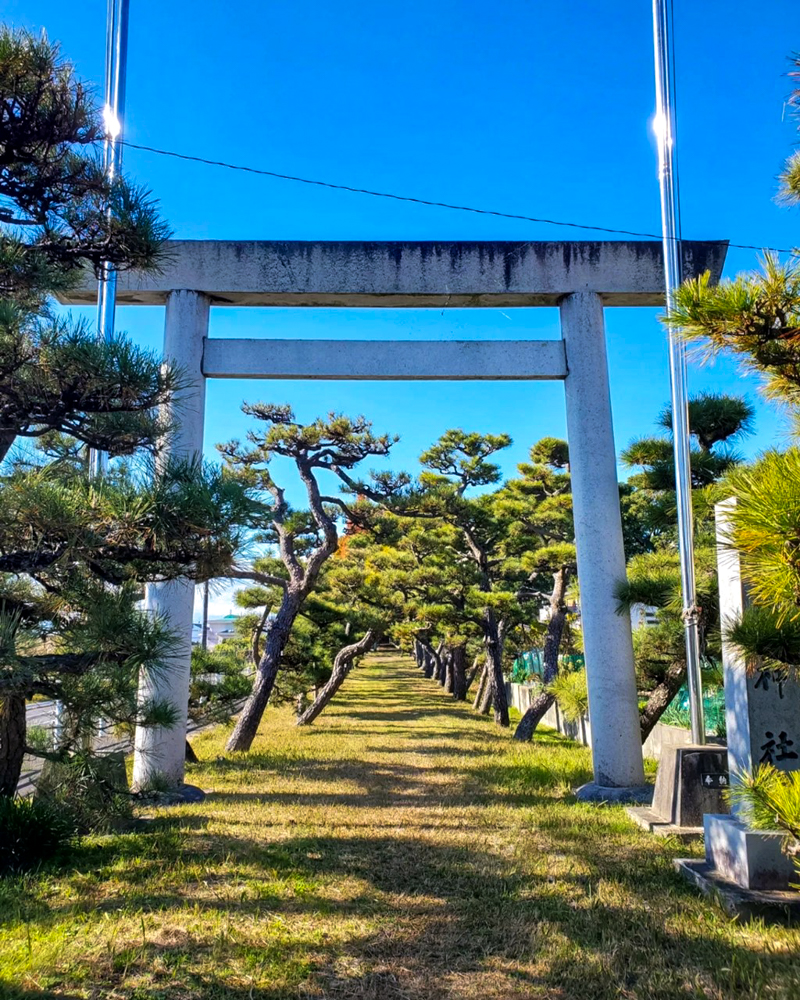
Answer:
1, 654, 799, 998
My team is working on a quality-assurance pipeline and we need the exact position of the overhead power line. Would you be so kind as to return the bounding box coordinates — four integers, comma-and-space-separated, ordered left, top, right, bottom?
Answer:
120, 139, 800, 259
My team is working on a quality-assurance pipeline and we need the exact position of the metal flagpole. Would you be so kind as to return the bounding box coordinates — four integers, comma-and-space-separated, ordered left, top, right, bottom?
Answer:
202, 580, 210, 651
89, 0, 131, 478
652, 0, 705, 744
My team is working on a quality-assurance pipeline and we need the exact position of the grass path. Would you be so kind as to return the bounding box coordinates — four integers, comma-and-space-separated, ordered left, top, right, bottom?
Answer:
2, 655, 799, 999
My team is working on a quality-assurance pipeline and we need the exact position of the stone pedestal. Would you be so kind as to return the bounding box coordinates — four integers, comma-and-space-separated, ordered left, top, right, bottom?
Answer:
703, 814, 795, 890
629, 744, 729, 838
575, 782, 652, 805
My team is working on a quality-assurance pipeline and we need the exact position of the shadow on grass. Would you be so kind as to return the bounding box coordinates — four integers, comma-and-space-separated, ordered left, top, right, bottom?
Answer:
5, 826, 798, 999
5, 659, 797, 999
340, 707, 454, 722
0, 988, 84, 1000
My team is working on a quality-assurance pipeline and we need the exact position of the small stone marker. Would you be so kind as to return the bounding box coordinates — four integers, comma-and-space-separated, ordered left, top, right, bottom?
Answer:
628, 741, 729, 837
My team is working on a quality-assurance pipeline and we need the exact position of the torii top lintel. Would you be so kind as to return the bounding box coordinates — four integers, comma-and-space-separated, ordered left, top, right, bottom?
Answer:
56, 239, 728, 308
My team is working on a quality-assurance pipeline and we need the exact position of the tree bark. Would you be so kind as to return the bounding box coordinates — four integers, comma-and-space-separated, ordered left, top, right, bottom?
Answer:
514, 567, 569, 741
465, 654, 481, 693
252, 602, 272, 664
296, 630, 377, 725
639, 661, 686, 742
442, 647, 452, 691
225, 597, 298, 752
477, 656, 494, 715
472, 662, 488, 711
513, 690, 556, 742
434, 640, 445, 683
485, 610, 509, 726
0, 431, 17, 466
419, 641, 436, 679
0, 695, 26, 797
450, 644, 467, 701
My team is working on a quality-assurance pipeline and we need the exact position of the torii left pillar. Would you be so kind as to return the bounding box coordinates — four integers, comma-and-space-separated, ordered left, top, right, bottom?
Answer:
132, 290, 209, 790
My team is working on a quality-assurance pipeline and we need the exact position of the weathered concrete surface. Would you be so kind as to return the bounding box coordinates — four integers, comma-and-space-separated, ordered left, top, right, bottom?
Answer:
704, 814, 797, 891
574, 782, 652, 804
676, 859, 800, 921
651, 744, 729, 826
202, 338, 567, 380
716, 500, 800, 788
133, 291, 209, 792
627, 740, 729, 839
561, 291, 645, 790
55, 240, 728, 307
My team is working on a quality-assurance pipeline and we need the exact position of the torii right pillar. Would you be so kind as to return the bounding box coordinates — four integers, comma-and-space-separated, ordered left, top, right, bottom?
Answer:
560, 291, 647, 799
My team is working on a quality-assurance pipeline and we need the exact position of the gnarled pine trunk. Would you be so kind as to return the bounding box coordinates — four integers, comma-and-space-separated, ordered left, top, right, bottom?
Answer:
512, 689, 556, 743
434, 641, 445, 682
0, 695, 27, 797
639, 661, 686, 742
472, 662, 488, 711
485, 610, 509, 727
419, 641, 436, 679
441, 647, 452, 691
478, 662, 494, 715
514, 567, 569, 742
225, 598, 298, 752
450, 644, 467, 701
465, 654, 481, 693
296, 630, 377, 725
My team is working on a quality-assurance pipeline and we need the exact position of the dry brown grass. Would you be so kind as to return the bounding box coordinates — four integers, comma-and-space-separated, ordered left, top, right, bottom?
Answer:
2, 654, 799, 999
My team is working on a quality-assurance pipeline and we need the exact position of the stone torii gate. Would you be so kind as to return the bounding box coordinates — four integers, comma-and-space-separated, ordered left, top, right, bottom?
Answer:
60, 238, 726, 797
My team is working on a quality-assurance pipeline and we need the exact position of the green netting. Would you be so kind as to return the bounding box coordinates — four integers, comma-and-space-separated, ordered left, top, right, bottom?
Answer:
661, 682, 727, 737
510, 650, 585, 684
510, 651, 727, 737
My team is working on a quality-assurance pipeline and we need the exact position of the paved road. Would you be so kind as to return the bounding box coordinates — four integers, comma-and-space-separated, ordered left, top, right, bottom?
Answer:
27, 699, 56, 730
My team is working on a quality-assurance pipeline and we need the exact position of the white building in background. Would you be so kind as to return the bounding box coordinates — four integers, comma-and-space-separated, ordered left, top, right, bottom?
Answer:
538, 603, 658, 630
192, 608, 274, 650
192, 614, 240, 650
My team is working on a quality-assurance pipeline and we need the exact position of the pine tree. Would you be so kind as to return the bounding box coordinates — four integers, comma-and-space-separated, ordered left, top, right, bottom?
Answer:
0, 28, 173, 461
0, 28, 254, 797
219, 404, 397, 752
294, 534, 402, 724
496, 438, 578, 741
675, 54, 800, 859
615, 395, 752, 739
412, 431, 519, 727
357, 514, 487, 703
357, 430, 539, 727
659, 57, 800, 679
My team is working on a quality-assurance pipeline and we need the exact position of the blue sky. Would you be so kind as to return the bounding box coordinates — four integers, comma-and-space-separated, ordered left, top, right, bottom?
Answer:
5, 0, 800, 610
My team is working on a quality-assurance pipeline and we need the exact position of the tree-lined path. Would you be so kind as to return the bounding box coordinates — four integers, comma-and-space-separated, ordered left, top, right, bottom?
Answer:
3, 656, 799, 999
